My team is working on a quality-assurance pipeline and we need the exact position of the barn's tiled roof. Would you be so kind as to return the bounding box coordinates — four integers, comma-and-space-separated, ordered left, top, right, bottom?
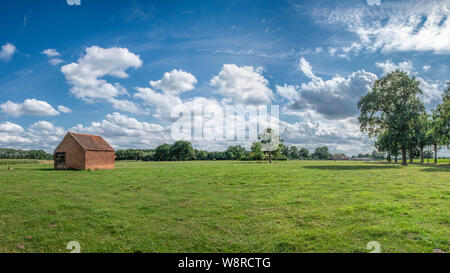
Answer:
68, 132, 115, 152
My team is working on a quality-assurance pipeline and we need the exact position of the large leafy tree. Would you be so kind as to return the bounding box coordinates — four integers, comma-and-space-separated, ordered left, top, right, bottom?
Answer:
195, 149, 208, 160
358, 70, 425, 166
250, 142, 264, 160
258, 128, 282, 163
298, 148, 310, 160
170, 141, 195, 161
154, 144, 172, 161
279, 143, 289, 158
288, 146, 300, 160
225, 145, 248, 160
312, 146, 330, 160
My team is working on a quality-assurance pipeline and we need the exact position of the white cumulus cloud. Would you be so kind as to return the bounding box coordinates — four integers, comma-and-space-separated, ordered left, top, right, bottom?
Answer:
108, 98, 147, 115
375, 59, 414, 75
134, 69, 203, 120
61, 46, 143, 114
67, 0, 81, 6
210, 64, 273, 105
315, 1, 450, 55
49, 58, 64, 66
150, 69, 197, 95
276, 84, 300, 101
61, 46, 142, 102
71, 112, 167, 149
417, 77, 444, 108
134, 87, 183, 120
1, 99, 60, 117
287, 58, 377, 119
0, 121, 24, 134
281, 110, 374, 155
0, 120, 65, 149
41, 49, 64, 66
0, 43, 16, 61
25, 121, 67, 150
57, 105, 72, 113
41, 48, 60, 57
299, 57, 320, 81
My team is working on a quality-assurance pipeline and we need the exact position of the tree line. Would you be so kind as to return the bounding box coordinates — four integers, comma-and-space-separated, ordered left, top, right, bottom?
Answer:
0, 148, 53, 160
116, 142, 347, 161
358, 71, 449, 165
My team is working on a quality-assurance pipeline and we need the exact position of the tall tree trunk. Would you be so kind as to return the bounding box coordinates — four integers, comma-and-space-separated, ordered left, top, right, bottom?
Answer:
434, 144, 437, 164
409, 149, 413, 163
387, 153, 391, 163
420, 147, 424, 164
269, 152, 272, 163
395, 155, 398, 163
401, 148, 407, 166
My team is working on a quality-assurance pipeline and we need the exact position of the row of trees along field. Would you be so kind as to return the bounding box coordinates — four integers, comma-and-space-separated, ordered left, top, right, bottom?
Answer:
115, 142, 340, 162
119, 143, 439, 162
0, 148, 53, 160
358, 71, 449, 165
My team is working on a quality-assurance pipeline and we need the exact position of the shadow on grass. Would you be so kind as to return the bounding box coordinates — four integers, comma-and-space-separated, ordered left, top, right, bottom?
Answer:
29, 168, 80, 171
420, 164, 450, 172
303, 164, 400, 171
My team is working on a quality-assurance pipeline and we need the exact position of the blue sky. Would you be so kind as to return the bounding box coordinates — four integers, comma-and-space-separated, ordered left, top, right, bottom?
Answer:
0, 0, 449, 155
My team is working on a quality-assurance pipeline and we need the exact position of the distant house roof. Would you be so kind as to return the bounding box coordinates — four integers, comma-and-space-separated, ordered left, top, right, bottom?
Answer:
330, 153, 350, 160
69, 132, 115, 152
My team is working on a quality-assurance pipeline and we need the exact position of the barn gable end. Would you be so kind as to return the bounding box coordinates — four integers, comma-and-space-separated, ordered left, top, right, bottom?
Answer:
54, 132, 115, 170
54, 133, 85, 170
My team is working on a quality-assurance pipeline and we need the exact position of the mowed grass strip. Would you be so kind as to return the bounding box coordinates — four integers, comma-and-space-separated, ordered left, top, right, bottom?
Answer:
0, 160, 448, 253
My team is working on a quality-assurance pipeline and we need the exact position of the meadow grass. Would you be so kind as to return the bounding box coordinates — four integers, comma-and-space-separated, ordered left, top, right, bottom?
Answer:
0, 159, 45, 165
0, 160, 448, 253
411, 158, 449, 164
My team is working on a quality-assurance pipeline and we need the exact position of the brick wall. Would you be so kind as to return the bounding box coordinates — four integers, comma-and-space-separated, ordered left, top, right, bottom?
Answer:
84, 150, 115, 170
54, 134, 85, 170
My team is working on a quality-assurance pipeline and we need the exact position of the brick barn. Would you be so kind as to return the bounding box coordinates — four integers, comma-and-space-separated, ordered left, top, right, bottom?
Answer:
54, 132, 115, 170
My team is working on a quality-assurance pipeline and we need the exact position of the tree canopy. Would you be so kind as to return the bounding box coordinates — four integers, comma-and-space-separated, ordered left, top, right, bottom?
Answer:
258, 128, 283, 163
358, 70, 425, 165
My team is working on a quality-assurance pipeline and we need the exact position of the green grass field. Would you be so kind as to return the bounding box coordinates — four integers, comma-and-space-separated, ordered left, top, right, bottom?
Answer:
0, 159, 44, 166
412, 158, 450, 164
0, 160, 448, 253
